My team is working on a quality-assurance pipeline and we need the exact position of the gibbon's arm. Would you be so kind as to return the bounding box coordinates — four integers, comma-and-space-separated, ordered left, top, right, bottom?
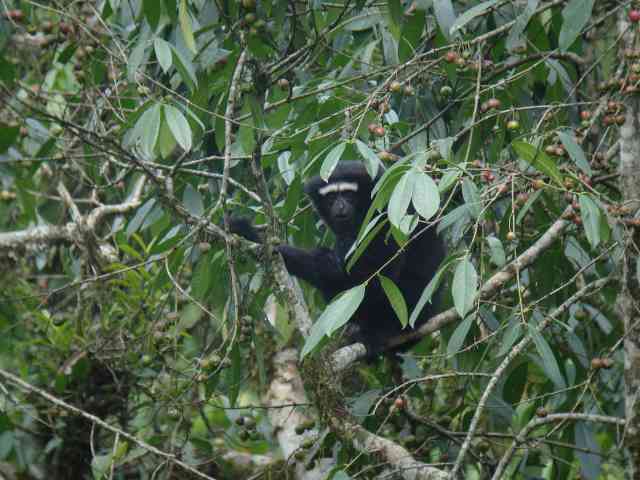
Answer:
228, 216, 347, 296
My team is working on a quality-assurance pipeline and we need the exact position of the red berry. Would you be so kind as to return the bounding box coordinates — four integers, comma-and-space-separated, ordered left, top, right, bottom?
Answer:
487, 98, 501, 110
580, 110, 591, 120
374, 126, 386, 137
445, 51, 459, 63
629, 9, 640, 22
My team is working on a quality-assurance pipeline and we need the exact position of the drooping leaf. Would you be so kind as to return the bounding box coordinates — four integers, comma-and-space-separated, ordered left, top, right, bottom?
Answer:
154, 38, 173, 73
579, 194, 602, 248
462, 178, 482, 218
559, 0, 595, 51
433, 0, 457, 39
558, 130, 592, 176
486, 236, 506, 267
412, 171, 440, 221
301, 285, 366, 359
450, 0, 497, 35
355, 140, 381, 178
164, 105, 192, 152
506, 0, 539, 50
447, 314, 473, 357
379, 275, 408, 328
179, 0, 197, 53
452, 256, 477, 318
409, 260, 450, 327
320, 142, 347, 181
388, 170, 415, 227
529, 326, 566, 389
183, 184, 204, 217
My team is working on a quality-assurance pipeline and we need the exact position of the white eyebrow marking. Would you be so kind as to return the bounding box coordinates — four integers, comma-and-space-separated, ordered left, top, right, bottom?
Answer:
318, 181, 359, 196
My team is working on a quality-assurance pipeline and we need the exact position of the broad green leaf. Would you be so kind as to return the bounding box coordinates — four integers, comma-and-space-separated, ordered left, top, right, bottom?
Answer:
462, 178, 482, 218
559, 0, 594, 51
140, 104, 161, 158
388, 171, 415, 227
158, 116, 177, 159
497, 320, 522, 357
179, 0, 196, 53
512, 140, 563, 186
301, 285, 366, 359
433, 0, 457, 39
579, 194, 601, 248
379, 275, 408, 328
183, 184, 204, 217
127, 199, 156, 237
452, 256, 477, 318
355, 140, 381, 178
450, 0, 497, 35
320, 142, 347, 181
529, 326, 566, 389
412, 171, 440, 221
486, 235, 506, 267
154, 38, 173, 73
447, 314, 473, 357
164, 105, 192, 152
558, 130, 592, 176
170, 45, 197, 92
346, 215, 386, 272
387, 0, 403, 38
438, 169, 460, 193
506, 0, 539, 50
409, 260, 450, 327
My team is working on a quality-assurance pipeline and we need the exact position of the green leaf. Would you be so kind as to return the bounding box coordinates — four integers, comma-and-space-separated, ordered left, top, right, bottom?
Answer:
447, 314, 473, 357
578, 194, 601, 248
154, 38, 173, 73
486, 235, 506, 267
529, 326, 566, 389
506, 0, 539, 50
450, 0, 497, 35
497, 320, 522, 357
387, 0, 403, 38
452, 256, 477, 318
512, 140, 563, 186
320, 142, 347, 181
462, 178, 482, 218
355, 140, 381, 178
170, 44, 197, 91
388, 170, 415, 227
433, 0, 457, 39
412, 171, 440, 221
164, 105, 192, 152
346, 215, 386, 272
179, 0, 197, 53
379, 275, 408, 328
140, 104, 162, 158
409, 260, 449, 327
301, 285, 366, 359
558, 130, 592, 176
143, 0, 161, 30
183, 184, 204, 217
559, 0, 594, 51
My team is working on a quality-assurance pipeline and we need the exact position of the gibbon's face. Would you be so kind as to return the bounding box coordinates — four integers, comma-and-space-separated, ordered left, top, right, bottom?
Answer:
317, 180, 365, 235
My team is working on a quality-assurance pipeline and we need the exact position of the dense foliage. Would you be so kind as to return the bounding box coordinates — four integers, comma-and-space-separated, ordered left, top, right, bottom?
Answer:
0, 0, 634, 479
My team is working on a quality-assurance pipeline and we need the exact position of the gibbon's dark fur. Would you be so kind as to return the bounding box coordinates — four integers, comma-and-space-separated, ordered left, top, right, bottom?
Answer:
230, 161, 445, 355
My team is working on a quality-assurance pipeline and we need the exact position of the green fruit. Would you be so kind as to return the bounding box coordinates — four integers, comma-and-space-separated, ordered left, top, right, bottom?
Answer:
440, 85, 453, 97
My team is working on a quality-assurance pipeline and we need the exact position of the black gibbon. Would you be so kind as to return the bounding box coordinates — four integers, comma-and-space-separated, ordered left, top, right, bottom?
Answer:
230, 161, 445, 356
